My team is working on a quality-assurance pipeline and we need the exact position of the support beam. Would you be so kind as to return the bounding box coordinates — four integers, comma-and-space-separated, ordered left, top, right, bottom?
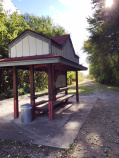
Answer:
29, 65, 35, 119
48, 64, 54, 121
76, 71, 79, 103
13, 66, 19, 118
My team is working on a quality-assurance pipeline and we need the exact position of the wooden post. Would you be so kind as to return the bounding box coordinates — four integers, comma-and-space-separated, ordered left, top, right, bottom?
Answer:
29, 65, 35, 119
48, 64, 54, 121
76, 71, 79, 103
13, 66, 19, 118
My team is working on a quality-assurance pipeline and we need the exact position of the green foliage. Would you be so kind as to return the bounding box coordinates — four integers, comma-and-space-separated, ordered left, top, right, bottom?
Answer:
86, 74, 94, 80
34, 72, 48, 92
83, 0, 119, 85
78, 72, 85, 81
18, 88, 25, 96
17, 71, 47, 96
0, 69, 13, 100
0, 3, 67, 100
68, 87, 93, 94
67, 71, 85, 85
24, 14, 66, 37
67, 71, 75, 85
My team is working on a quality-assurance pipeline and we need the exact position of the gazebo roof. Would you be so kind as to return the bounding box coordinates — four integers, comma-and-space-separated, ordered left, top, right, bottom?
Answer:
0, 54, 87, 71
0, 29, 87, 71
50, 34, 70, 46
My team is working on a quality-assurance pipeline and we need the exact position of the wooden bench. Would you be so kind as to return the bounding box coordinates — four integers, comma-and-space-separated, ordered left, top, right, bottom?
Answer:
54, 94, 73, 106
34, 92, 48, 99
54, 87, 69, 94
35, 87, 73, 112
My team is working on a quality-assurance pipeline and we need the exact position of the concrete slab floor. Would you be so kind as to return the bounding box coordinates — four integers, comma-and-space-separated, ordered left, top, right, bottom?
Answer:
0, 95, 97, 149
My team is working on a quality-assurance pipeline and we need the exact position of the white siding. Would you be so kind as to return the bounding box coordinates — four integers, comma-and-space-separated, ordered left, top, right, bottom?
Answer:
52, 39, 79, 64
23, 36, 29, 56
10, 35, 50, 58
36, 39, 42, 55
62, 39, 79, 63
16, 40, 22, 57
11, 46, 16, 58
52, 46, 61, 56
29, 35, 37, 56
43, 42, 49, 54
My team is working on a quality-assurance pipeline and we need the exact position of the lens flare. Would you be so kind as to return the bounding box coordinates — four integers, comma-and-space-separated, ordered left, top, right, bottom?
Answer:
105, 0, 113, 7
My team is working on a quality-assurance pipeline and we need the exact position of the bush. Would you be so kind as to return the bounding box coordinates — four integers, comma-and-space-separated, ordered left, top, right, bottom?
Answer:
18, 88, 25, 96
23, 83, 30, 93
67, 71, 85, 85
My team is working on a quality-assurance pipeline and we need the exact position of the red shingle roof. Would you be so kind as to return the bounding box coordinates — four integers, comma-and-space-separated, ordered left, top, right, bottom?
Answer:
50, 34, 70, 46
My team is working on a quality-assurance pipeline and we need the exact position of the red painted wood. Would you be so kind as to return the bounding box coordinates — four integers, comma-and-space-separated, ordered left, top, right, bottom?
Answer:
13, 66, 19, 118
65, 71, 68, 95
29, 65, 35, 119
48, 64, 54, 121
0, 54, 59, 63
53, 66, 57, 101
14, 100, 19, 118
48, 101, 53, 121
76, 71, 79, 103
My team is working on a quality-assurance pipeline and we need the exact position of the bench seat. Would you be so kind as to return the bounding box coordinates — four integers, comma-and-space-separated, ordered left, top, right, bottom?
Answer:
54, 87, 69, 94
34, 92, 48, 99
54, 94, 73, 106
36, 94, 73, 111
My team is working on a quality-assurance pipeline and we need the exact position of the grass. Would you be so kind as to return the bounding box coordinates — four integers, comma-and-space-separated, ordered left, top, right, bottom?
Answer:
68, 80, 87, 88
95, 82, 119, 91
106, 86, 119, 91
35, 88, 48, 95
68, 87, 93, 94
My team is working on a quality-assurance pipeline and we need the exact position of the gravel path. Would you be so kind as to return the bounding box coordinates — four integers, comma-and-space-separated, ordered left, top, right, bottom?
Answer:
62, 83, 119, 158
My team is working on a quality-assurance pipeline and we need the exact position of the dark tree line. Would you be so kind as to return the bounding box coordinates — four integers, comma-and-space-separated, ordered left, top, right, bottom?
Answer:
83, 0, 119, 85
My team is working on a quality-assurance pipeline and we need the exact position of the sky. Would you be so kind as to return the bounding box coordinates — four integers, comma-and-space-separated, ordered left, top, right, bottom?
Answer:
2, 0, 93, 75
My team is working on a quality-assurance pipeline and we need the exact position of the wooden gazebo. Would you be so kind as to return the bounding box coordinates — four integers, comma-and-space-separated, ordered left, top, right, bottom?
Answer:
0, 30, 87, 121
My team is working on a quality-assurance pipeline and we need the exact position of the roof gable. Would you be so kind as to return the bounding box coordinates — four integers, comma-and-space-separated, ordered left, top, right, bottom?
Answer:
50, 34, 70, 46
8, 29, 51, 47
8, 30, 70, 48
8, 29, 79, 62
9, 31, 50, 58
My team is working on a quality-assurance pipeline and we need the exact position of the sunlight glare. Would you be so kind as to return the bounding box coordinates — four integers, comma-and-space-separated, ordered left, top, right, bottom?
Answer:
105, 0, 113, 7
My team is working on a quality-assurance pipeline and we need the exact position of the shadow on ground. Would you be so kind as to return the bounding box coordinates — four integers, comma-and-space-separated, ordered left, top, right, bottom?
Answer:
0, 95, 96, 149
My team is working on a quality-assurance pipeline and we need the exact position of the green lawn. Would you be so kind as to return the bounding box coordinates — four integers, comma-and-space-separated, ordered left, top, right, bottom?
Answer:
95, 82, 119, 91
68, 87, 93, 94
68, 80, 87, 88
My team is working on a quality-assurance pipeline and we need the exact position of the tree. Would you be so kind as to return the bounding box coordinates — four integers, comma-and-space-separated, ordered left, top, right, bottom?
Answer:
24, 14, 66, 37
0, 3, 67, 99
83, 0, 119, 85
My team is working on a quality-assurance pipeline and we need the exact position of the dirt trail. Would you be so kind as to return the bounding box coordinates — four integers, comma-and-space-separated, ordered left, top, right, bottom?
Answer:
62, 81, 119, 158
